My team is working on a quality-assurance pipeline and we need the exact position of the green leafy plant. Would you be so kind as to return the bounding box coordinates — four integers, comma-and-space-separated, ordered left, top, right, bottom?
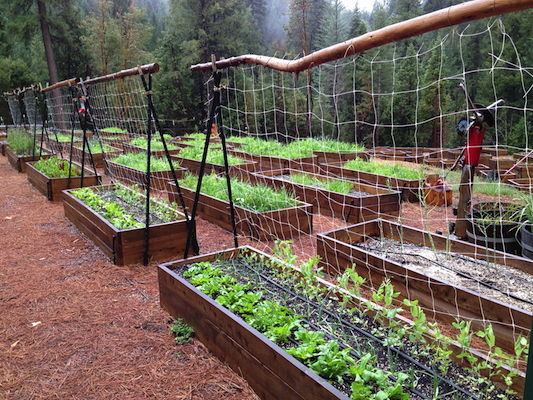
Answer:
179, 173, 299, 212
33, 156, 82, 178
110, 152, 181, 171
74, 139, 114, 153
7, 129, 40, 156
289, 173, 355, 194
100, 127, 127, 134
71, 185, 181, 229
128, 135, 178, 150
170, 319, 194, 344
343, 158, 427, 180
177, 145, 244, 165
227, 136, 364, 158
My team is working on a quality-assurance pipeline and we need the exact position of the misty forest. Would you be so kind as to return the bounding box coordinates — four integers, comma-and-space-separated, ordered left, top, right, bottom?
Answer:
2, 0, 533, 150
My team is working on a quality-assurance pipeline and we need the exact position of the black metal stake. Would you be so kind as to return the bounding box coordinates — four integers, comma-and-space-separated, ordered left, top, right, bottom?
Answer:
143, 74, 154, 266
137, 69, 199, 256
184, 56, 239, 257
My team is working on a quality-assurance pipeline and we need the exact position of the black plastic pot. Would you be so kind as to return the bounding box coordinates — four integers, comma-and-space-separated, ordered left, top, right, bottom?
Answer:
521, 223, 533, 260
466, 209, 522, 255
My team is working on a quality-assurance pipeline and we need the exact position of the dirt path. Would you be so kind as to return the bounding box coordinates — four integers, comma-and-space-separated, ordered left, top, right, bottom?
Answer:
0, 154, 259, 400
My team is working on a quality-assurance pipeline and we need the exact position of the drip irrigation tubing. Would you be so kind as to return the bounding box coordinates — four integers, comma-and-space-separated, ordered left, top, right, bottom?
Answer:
357, 242, 533, 307
233, 258, 480, 400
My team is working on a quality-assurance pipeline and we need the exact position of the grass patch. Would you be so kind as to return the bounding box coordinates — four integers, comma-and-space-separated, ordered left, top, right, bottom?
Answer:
179, 173, 299, 212
289, 173, 354, 194
177, 146, 245, 165
343, 158, 427, 180
110, 152, 181, 171
7, 129, 40, 156
227, 136, 364, 158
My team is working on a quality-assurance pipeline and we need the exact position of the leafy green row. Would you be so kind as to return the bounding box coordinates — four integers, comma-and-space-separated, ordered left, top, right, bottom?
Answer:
182, 261, 410, 399
74, 139, 114, 153
110, 152, 181, 172
179, 172, 299, 212
71, 185, 181, 229
343, 158, 427, 180
71, 187, 142, 230
100, 127, 128, 134
128, 135, 178, 150
177, 145, 244, 165
7, 129, 40, 156
33, 156, 82, 178
227, 136, 365, 158
289, 173, 355, 194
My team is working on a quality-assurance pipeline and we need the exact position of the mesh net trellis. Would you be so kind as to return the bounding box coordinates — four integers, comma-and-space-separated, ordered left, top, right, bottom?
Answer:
22, 86, 43, 128
81, 64, 195, 264
191, 16, 533, 399
4, 91, 23, 126
43, 82, 83, 136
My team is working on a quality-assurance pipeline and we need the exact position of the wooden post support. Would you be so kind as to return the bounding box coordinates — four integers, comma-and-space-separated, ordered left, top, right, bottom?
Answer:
455, 164, 476, 239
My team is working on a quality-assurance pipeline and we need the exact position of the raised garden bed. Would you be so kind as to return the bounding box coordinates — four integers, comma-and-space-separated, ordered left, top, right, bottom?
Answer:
106, 158, 185, 191
159, 246, 524, 399
159, 246, 348, 400
466, 202, 523, 255
170, 154, 256, 175
71, 143, 122, 169
508, 177, 533, 191
238, 168, 401, 224
6, 146, 53, 173
228, 148, 318, 173
312, 150, 369, 164
63, 184, 188, 265
26, 160, 100, 202
168, 176, 313, 241
0, 140, 8, 156
316, 218, 533, 357
318, 160, 424, 202
122, 142, 181, 157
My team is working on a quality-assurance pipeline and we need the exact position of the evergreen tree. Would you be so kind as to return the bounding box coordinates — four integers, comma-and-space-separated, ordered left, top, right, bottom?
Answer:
155, 0, 260, 128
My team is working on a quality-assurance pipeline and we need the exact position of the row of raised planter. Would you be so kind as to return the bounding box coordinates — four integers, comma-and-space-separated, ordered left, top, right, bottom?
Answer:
2, 128, 532, 398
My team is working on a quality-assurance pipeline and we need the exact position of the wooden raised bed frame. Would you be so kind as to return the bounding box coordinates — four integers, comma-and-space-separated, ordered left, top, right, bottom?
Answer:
318, 161, 423, 202
6, 147, 53, 173
158, 246, 349, 400
63, 185, 188, 265
317, 219, 533, 356
70, 144, 122, 169
26, 161, 100, 202
106, 160, 185, 191
159, 245, 526, 398
508, 177, 533, 191
168, 182, 313, 241
237, 167, 401, 224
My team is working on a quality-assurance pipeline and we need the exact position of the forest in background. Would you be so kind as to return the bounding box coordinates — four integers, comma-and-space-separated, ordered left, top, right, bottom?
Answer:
1, 0, 532, 150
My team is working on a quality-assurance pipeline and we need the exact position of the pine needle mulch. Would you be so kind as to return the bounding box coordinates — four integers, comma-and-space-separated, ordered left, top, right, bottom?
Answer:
0, 154, 259, 400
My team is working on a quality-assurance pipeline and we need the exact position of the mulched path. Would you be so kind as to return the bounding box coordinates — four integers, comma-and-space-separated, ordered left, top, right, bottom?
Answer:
1, 149, 519, 399
0, 154, 260, 400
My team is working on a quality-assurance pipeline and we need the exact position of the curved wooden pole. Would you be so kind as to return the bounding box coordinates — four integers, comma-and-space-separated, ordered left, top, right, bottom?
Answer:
191, 0, 533, 73
82, 63, 160, 86
41, 78, 79, 93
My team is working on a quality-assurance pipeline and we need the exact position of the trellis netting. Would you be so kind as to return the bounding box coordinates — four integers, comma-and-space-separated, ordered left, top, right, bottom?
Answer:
189, 14, 533, 399
4, 90, 23, 126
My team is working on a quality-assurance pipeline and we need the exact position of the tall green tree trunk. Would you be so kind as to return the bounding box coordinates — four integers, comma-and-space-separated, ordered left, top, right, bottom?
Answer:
37, 0, 58, 84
